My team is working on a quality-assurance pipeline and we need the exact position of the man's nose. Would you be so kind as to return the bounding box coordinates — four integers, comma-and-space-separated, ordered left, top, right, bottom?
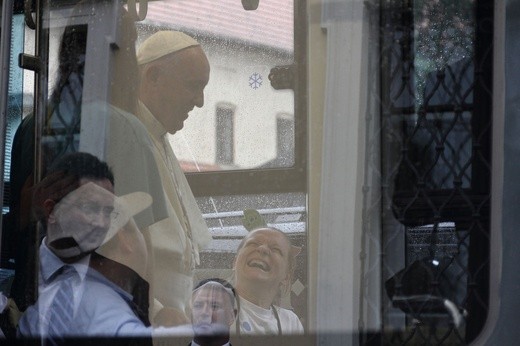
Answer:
91, 211, 110, 228
257, 244, 271, 255
194, 90, 204, 108
200, 304, 213, 317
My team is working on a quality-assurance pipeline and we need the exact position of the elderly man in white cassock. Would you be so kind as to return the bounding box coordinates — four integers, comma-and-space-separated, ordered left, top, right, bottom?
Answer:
133, 31, 213, 326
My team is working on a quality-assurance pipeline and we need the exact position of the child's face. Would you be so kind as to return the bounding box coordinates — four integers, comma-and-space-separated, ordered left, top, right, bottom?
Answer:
234, 228, 291, 287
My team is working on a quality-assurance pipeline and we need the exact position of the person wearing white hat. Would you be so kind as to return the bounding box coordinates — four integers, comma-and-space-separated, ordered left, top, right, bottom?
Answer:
137, 31, 210, 135
17, 152, 154, 341
134, 31, 212, 325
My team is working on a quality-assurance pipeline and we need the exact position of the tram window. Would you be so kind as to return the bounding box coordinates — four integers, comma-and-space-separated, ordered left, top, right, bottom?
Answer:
0, 9, 25, 276
0, 0, 308, 341
215, 103, 235, 167
137, 0, 306, 196
1, 0, 516, 343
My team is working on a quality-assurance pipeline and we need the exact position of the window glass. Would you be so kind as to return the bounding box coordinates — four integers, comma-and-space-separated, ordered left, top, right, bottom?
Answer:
4, 0, 307, 342
137, 0, 295, 172
215, 103, 235, 167
0, 10, 25, 290
365, 0, 492, 343
0, 0, 501, 343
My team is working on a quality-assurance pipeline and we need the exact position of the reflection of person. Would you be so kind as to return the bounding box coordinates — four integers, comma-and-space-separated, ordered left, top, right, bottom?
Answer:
135, 31, 212, 323
190, 279, 237, 346
7, 1, 168, 317
233, 227, 304, 335
17, 152, 154, 341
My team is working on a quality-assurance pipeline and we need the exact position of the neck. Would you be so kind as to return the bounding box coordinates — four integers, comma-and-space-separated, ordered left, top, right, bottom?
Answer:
236, 282, 276, 309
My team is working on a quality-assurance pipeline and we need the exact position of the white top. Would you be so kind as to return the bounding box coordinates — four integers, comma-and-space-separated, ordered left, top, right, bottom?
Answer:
235, 296, 304, 335
134, 101, 212, 315
102, 101, 211, 316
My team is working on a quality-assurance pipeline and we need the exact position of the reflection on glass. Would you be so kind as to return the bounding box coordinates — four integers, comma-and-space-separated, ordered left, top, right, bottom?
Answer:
42, 24, 86, 173
136, 0, 295, 172
196, 192, 307, 332
375, 0, 490, 344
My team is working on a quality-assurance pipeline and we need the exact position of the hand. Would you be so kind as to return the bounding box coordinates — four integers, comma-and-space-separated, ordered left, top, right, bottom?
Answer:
7, 299, 22, 328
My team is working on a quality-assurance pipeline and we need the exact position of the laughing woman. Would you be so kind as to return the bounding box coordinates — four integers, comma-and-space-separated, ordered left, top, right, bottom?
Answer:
232, 227, 304, 335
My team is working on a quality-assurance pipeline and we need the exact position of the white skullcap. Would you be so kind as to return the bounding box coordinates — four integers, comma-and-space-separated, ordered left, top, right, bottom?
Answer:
137, 31, 200, 65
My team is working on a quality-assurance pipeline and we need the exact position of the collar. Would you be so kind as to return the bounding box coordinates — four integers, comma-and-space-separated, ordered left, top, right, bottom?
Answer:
137, 100, 168, 139
40, 239, 90, 284
239, 296, 274, 317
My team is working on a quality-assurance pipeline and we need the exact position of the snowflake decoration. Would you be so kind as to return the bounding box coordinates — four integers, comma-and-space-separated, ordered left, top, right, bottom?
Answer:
249, 73, 263, 89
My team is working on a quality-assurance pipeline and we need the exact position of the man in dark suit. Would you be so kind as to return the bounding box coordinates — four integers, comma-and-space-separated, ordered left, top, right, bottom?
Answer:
189, 278, 237, 346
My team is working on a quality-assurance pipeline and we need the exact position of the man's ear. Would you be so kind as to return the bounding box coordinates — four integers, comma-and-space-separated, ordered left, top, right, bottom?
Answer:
43, 199, 56, 223
143, 64, 161, 85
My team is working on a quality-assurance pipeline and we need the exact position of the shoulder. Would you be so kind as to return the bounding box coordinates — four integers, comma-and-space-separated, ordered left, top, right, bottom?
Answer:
273, 306, 304, 333
79, 271, 135, 317
83, 269, 132, 301
76, 278, 148, 336
107, 105, 152, 143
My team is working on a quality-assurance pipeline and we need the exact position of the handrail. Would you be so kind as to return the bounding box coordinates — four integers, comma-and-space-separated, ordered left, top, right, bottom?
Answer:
202, 206, 306, 220
24, 0, 35, 29
127, 0, 147, 21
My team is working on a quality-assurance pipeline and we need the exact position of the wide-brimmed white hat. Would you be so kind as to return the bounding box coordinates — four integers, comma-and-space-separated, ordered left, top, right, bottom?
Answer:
47, 182, 152, 258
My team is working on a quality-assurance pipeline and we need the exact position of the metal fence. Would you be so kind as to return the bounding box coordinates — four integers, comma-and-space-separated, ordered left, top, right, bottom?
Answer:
361, 0, 493, 344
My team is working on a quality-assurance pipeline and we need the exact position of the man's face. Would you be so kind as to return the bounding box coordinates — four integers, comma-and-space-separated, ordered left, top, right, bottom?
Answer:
191, 284, 235, 337
153, 46, 210, 134
47, 178, 115, 258
234, 229, 291, 287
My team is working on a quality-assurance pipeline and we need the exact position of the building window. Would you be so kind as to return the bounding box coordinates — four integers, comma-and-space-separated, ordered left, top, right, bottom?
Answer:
215, 103, 235, 166
276, 114, 295, 167
260, 113, 294, 169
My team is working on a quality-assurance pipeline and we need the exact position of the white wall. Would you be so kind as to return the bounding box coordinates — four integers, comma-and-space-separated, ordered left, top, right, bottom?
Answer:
169, 40, 295, 170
